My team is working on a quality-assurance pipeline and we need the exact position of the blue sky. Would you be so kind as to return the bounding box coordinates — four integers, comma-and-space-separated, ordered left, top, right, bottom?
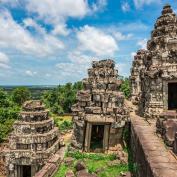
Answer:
0, 0, 176, 85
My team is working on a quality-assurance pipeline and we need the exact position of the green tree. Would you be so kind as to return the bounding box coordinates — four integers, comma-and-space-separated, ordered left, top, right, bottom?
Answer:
120, 77, 131, 99
0, 89, 9, 107
0, 89, 20, 142
42, 81, 83, 114
11, 87, 31, 105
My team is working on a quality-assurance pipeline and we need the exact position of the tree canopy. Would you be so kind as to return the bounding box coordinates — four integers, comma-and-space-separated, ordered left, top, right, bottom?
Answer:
42, 82, 83, 114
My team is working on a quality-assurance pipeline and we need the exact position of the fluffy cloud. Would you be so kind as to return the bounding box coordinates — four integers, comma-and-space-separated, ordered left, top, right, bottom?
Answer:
91, 0, 107, 13
137, 38, 147, 49
0, 10, 64, 57
0, 0, 19, 6
121, 2, 130, 12
25, 70, 37, 76
25, 0, 107, 36
133, 0, 161, 9
76, 25, 118, 56
0, 52, 10, 69
112, 32, 133, 41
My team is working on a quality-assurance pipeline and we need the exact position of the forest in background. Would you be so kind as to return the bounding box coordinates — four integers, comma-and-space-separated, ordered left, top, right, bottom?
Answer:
0, 77, 130, 142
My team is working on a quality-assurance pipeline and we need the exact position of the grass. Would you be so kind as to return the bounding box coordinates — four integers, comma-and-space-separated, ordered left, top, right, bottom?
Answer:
54, 151, 129, 177
54, 164, 69, 177
99, 164, 128, 177
52, 114, 73, 132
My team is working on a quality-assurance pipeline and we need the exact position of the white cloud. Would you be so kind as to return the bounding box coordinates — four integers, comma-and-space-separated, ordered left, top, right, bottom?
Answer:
55, 50, 98, 82
52, 24, 70, 36
0, 52, 9, 64
0, 51, 10, 69
91, 0, 107, 13
25, 0, 107, 36
112, 32, 133, 41
133, 0, 161, 9
26, 0, 89, 22
174, 9, 177, 14
25, 70, 37, 76
137, 38, 147, 49
116, 63, 128, 76
25, 0, 88, 37
0, 0, 19, 6
0, 10, 64, 57
0, 63, 10, 69
76, 25, 118, 56
121, 2, 130, 12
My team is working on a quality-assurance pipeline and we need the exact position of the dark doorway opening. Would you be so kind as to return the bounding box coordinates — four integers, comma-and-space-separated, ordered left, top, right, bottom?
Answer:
168, 83, 177, 110
22, 165, 31, 177
90, 125, 104, 151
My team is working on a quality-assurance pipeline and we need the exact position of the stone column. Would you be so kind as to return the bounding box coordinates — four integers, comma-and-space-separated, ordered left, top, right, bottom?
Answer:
103, 124, 110, 151
84, 122, 92, 152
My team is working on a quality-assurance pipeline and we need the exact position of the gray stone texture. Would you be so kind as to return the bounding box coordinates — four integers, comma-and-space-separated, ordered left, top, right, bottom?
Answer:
130, 4, 177, 118
5, 100, 63, 177
71, 59, 129, 152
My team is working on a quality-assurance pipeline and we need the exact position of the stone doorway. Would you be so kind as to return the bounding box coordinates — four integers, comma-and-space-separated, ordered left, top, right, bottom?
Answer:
168, 83, 177, 110
90, 125, 104, 151
84, 122, 110, 152
22, 165, 31, 177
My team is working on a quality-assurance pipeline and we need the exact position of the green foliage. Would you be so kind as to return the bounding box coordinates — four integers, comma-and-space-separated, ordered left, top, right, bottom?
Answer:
120, 77, 131, 99
0, 119, 15, 143
0, 89, 21, 142
66, 151, 116, 161
54, 116, 73, 131
99, 164, 128, 177
0, 89, 10, 107
123, 123, 138, 174
54, 164, 69, 177
11, 87, 31, 106
56, 151, 129, 177
42, 81, 83, 114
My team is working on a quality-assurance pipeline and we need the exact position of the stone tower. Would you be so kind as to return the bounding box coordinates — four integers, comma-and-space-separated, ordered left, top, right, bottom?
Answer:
131, 4, 177, 118
71, 59, 128, 152
5, 100, 63, 177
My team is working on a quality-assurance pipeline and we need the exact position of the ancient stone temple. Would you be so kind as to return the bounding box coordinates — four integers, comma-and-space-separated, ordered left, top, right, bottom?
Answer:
131, 4, 177, 118
5, 100, 63, 177
71, 59, 128, 152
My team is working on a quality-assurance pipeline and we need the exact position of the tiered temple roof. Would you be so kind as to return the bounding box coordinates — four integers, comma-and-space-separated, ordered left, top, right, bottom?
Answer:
5, 100, 63, 177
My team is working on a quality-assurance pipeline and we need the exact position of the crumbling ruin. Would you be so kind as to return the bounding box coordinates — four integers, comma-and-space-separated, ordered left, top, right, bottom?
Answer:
71, 59, 128, 152
131, 4, 177, 155
131, 4, 177, 119
5, 100, 63, 177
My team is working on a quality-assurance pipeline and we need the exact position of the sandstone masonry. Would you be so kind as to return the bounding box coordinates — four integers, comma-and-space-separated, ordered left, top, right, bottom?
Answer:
71, 59, 129, 152
5, 100, 63, 177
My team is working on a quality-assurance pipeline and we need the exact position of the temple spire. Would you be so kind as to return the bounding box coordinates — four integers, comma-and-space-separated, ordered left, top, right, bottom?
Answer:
162, 3, 173, 15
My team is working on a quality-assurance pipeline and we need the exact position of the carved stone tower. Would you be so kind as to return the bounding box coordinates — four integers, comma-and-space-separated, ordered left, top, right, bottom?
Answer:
131, 4, 177, 118
5, 100, 63, 177
71, 59, 128, 152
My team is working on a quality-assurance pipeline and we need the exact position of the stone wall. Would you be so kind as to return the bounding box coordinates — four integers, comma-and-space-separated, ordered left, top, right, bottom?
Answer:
130, 112, 177, 177
130, 4, 177, 119
34, 147, 65, 177
71, 59, 129, 152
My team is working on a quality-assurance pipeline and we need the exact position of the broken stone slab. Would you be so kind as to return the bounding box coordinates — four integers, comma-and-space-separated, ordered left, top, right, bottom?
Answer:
75, 161, 86, 171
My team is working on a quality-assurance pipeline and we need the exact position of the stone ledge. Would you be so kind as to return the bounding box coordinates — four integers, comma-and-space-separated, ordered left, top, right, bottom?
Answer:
131, 113, 177, 177
34, 146, 66, 177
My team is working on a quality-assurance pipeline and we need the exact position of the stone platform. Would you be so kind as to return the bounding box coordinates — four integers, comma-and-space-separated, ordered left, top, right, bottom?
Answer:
129, 100, 177, 177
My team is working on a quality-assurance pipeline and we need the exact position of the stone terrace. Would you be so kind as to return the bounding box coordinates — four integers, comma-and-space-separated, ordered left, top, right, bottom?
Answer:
127, 100, 177, 177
